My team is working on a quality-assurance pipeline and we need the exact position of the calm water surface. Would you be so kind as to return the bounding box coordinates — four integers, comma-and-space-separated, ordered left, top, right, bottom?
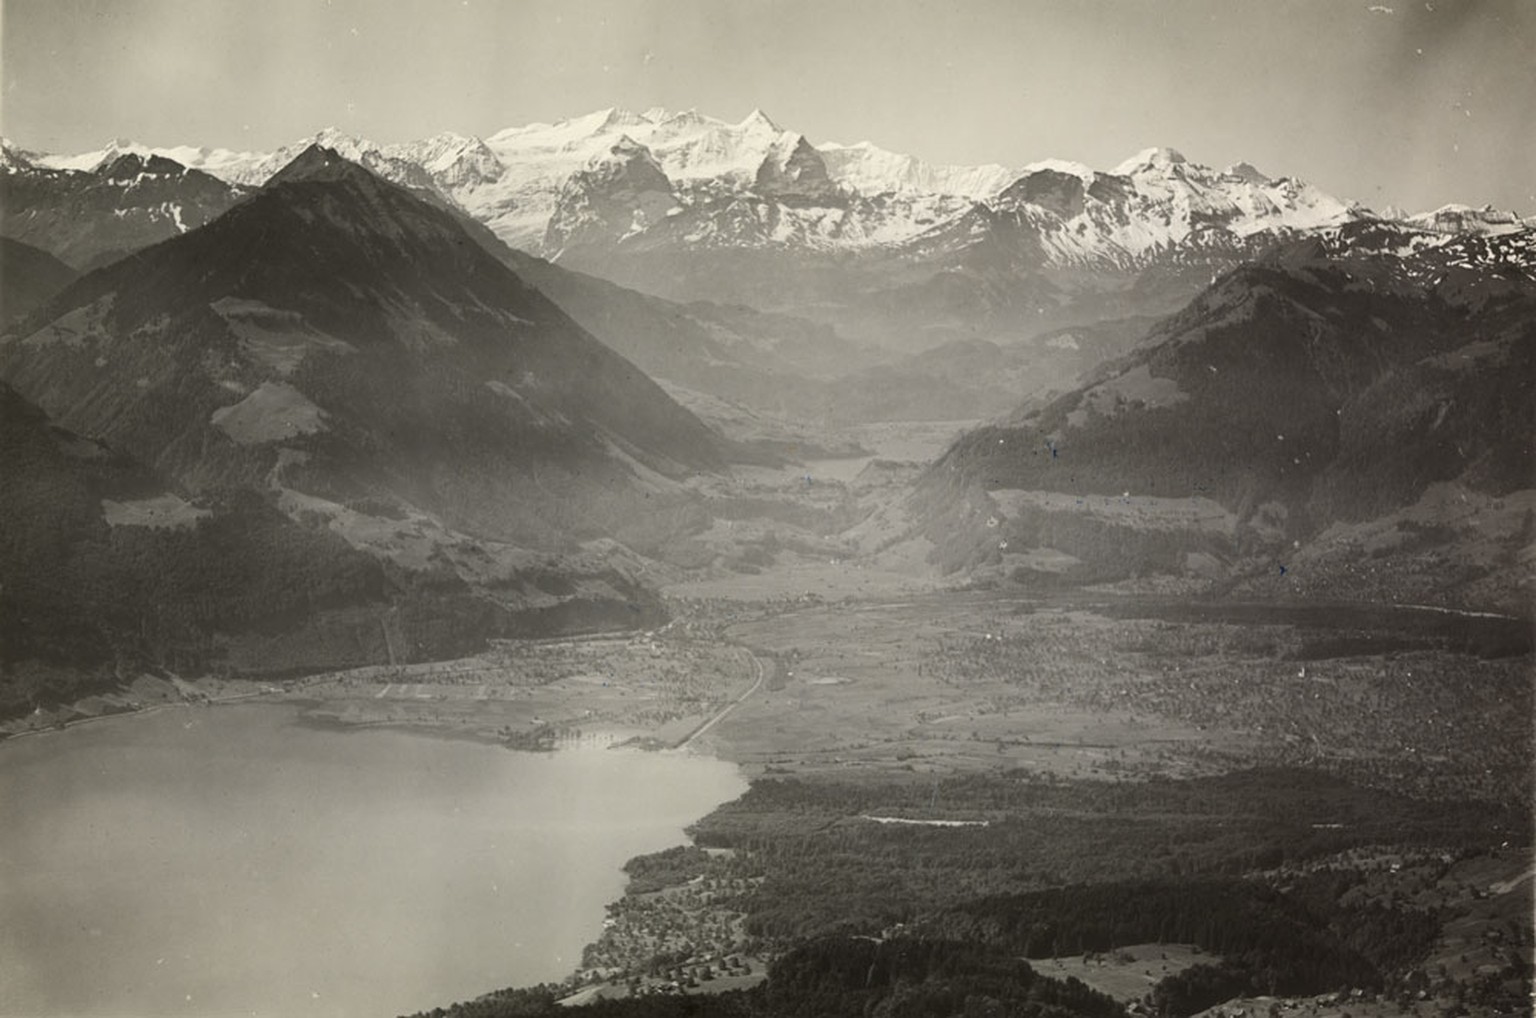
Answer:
0, 704, 745, 1017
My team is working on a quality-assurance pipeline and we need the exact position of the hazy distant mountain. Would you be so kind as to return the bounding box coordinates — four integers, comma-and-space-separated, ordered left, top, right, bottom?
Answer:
0, 146, 249, 270
1, 146, 723, 553
912, 220, 1536, 611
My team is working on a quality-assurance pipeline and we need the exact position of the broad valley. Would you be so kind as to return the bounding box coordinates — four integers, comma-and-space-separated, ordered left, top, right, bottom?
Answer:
2, 5, 1532, 1018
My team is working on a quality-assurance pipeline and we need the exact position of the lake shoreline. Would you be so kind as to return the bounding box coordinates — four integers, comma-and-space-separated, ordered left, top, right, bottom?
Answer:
1, 699, 749, 1018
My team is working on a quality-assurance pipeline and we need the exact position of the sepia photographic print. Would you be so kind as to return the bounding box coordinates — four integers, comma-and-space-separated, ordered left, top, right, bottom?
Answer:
1, 1, 1532, 1016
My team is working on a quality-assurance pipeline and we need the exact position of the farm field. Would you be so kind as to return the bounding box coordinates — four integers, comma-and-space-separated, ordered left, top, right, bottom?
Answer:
1034, 944, 1213, 1004
698, 592, 1530, 806
275, 631, 761, 751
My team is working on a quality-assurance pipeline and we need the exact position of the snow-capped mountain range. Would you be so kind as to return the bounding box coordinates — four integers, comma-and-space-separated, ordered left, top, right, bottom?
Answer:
5, 108, 1532, 354
0, 147, 249, 270
10, 107, 1526, 260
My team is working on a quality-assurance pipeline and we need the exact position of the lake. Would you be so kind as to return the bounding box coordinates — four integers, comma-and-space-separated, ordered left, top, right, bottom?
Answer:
0, 704, 746, 1017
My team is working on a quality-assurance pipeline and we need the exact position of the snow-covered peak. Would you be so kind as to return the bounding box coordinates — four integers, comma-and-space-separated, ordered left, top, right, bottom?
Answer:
639, 111, 780, 185
1403, 203, 1528, 236
33, 137, 146, 172
1113, 146, 1190, 175
596, 107, 656, 133
392, 132, 505, 189
1019, 158, 1097, 183
99, 151, 198, 181
406, 131, 479, 165
485, 109, 624, 155
309, 127, 381, 160
754, 132, 839, 200
819, 139, 1018, 198
1223, 161, 1270, 185
11, 108, 1514, 272
155, 144, 266, 178
559, 134, 674, 203
738, 108, 781, 133
966, 146, 1361, 266
0, 137, 37, 172
30, 137, 268, 181
595, 134, 663, 170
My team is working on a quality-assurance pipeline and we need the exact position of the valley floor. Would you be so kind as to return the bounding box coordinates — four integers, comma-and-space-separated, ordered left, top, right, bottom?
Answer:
5, 422, 1530, 1018
371, 580, 1529, 1018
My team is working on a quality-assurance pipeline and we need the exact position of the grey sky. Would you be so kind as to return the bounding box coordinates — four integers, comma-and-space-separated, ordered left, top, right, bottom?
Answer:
2, 0, 1531, 213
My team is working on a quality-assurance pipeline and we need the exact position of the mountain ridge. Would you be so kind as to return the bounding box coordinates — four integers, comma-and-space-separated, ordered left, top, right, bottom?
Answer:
17, 109, 1524, 256
906, 221, 1536, 611
2, 146, 724, 549
12, 114, 1529, 363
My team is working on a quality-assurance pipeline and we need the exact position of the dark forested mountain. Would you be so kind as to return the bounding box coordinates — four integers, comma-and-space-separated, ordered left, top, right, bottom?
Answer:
1, 145, 724, 551
0, 379, 375, 713
0, 147, 741, 716
913, 220, 1536, 610
0, 379, 668, 719
0, 147, 249, 270
0, 237, 78, 323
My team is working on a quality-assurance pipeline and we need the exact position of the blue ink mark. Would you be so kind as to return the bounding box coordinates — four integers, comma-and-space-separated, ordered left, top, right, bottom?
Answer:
1045, 439, 1059, 459
1278, 564, 1288, 576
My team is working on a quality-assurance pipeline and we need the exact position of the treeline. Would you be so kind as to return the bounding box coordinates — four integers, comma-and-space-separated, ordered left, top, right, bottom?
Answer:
405, 937, 1126, 1018
923, 879, 1441, 1014
760, 937, 1125, 1018
623, 845, 715, 894
695, 769, 1524, 872
684, 768, 1517, 965
1, 378, 679, 717
1, 484, 390, 713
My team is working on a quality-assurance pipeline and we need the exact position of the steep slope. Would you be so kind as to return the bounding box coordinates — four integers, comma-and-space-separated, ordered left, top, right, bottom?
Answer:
543, 136, 680, 255
1, 145, 723, 555
0, 380, 667, 721
397, 131, 508, 191
0, 379, 377, 713
9, 130, 903, 431
0, 237, 78, 322
911, 221, 1536, 611
0, 151, 249, 270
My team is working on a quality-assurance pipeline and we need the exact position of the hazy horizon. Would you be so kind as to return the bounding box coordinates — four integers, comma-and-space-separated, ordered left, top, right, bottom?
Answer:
3, 0, 1533, 214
